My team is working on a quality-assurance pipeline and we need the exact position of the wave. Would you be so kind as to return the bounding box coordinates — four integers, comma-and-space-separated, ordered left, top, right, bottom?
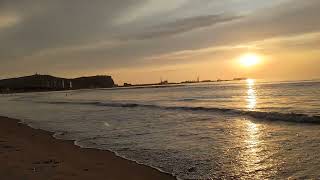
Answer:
43, 101, 320, 124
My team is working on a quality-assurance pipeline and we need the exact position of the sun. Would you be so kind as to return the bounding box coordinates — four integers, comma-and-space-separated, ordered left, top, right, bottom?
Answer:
239, 53, 261, 67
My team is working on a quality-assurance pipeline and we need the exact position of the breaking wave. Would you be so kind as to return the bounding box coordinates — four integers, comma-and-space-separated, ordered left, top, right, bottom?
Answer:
43, 101, 320, 124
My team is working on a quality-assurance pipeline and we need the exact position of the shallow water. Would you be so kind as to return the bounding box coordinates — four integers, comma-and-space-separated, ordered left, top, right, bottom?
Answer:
0, 80, 319, 179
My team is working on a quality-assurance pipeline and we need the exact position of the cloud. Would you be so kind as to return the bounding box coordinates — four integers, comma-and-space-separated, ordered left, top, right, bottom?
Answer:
0, 14, 20, 29
143, 32, 320, 65
0, 0, 147, 60
0, 0, 320, 81
114, 0, 189, 25
128, 0, 320, 64
125, 14, 242, 40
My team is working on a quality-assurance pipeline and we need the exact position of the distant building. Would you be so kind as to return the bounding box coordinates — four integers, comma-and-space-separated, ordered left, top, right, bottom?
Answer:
159, 80, 168, 85
233, 77, 248, 81
124, 83, 132, 87
62, 80, 65, 89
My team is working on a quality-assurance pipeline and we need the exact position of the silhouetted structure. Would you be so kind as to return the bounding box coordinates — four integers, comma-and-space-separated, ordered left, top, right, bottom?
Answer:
0, 74, 114, 93
123, 83, 132, 87
233, 77, 248, 81
159, 80, 168, 85
72, 76, 114, 89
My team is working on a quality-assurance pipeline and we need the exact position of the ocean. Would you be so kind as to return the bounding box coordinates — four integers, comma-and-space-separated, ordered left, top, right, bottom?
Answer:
0, 79, 319, 179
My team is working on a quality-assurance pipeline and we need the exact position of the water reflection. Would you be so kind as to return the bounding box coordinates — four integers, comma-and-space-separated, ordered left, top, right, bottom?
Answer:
236, 120, 264, 178
244, 121, 260, 161
244, 80, 262, 174
246, 79, 257, 111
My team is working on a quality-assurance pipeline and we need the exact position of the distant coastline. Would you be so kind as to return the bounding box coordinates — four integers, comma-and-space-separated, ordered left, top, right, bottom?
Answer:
121, 77, 248, 88
0, 74, 249, 94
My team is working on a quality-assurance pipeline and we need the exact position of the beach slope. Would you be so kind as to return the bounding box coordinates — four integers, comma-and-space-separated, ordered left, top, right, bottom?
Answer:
0, 116, 175, 180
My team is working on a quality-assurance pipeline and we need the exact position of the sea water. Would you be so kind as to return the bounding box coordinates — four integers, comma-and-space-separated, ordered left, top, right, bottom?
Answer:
0, 80, 319, 179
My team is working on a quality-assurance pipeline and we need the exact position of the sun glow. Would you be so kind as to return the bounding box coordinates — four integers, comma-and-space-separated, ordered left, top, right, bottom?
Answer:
239, 53, 261, 67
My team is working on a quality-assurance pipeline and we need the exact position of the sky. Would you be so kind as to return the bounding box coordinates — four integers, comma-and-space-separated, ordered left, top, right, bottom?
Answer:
0, 0, 320, 84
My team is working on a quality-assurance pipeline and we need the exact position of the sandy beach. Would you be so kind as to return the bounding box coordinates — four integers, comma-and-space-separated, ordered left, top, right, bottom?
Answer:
0, 116, 175, 180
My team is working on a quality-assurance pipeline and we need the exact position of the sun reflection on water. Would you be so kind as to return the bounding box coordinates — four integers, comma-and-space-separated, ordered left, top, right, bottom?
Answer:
240, 120, 264, 178
246, 79, 257, 111
245, 121, 260, 150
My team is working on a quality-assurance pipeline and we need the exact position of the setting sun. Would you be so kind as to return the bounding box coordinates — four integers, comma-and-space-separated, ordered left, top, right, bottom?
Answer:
239, 53, 261, 67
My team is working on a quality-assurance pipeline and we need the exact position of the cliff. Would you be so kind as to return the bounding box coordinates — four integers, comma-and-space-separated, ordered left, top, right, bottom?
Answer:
72, 75, 115, 89
0, 74, 115, 93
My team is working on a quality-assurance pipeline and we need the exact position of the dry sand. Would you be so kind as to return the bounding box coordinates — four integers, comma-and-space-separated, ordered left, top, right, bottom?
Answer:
0, 116, 175, 180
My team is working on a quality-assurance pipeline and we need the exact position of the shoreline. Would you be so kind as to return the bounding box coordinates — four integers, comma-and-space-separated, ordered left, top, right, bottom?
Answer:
0, 116, 176, 180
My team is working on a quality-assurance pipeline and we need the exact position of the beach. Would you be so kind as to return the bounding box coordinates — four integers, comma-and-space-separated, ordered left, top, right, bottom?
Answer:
0, 116, 175, 180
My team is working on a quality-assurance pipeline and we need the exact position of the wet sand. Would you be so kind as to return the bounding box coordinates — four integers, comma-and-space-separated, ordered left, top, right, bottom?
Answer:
0, 116, 175, 180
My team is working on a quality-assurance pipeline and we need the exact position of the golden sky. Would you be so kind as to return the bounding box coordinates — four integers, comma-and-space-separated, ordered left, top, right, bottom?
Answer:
0, 0, 319, 84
